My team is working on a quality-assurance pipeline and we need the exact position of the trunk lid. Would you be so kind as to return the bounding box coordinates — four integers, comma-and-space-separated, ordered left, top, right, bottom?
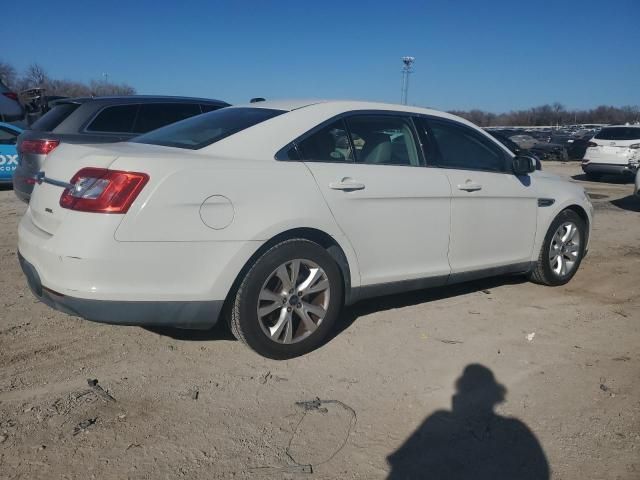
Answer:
28, 143, 122, 234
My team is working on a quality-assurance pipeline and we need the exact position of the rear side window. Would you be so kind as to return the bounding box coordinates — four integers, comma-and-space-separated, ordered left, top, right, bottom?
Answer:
426, 119, 507, 172
132, 103, 202, 133
201, 104, 224, 113
594, 127, 640, 141
132, 107, 284, 149
297, 120, 353, 162
346, 115, 421, 166
30, 103, 80, 132
86, 105, 139, 133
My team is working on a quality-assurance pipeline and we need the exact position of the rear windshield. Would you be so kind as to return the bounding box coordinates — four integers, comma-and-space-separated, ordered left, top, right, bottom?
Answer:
30, 103, 80, 132
594, 127, 640, 141
131, 107, 285, 149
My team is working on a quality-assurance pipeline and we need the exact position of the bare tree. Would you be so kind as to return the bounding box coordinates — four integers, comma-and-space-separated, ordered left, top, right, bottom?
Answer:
89, 80, 136, 96
0, 61, 17, 88
24, 63, 49, 89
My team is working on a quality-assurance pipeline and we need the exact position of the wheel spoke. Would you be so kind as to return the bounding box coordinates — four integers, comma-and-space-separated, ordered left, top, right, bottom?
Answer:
553, 255, 563, 274
289, 260, 301, 289
259, 289, 282, 303
297, 268, 323, 294
275, 265, 293, 292
302, 301, 326, 319
297, 306, 318, 333
283, 315, 293, 343
567, 224, 578, 242
269, 308, 292, 341
304, 278, 330, 296
565, 244, 579, 257
258, 301, 281, 317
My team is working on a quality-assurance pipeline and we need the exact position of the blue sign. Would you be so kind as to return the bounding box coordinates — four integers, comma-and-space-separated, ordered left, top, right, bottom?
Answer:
0, 122, 22, 184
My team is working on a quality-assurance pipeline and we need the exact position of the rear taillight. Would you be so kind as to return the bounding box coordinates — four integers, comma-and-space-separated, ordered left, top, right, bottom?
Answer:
2, 92, 18, 101
629, 143, 640, 149
587, 142, 598, 148
59, 168, 149, 214
19, 139, 60, 155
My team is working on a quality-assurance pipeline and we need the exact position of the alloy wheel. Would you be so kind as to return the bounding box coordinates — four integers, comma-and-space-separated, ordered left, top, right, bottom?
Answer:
257, 259, 331, 344
549, 221, 581, 278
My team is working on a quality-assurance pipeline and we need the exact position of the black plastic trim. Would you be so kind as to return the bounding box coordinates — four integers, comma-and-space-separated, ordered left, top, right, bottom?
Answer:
538, 198, 555, 207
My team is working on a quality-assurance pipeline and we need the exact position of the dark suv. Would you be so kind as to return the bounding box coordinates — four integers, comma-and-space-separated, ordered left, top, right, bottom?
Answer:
13, 95, 229, 202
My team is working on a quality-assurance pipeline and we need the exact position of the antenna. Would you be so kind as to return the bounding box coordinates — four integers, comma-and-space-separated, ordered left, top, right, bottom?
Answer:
400, 56, 415, 105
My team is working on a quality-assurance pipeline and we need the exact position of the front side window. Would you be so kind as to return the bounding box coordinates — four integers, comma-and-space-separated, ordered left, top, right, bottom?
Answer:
297, 120, 353, 162
426, 119, 507, 172
132, 107, 284, 149
132, 103, 202, 133
86, 104, 139, 133
345, 115, 421, 166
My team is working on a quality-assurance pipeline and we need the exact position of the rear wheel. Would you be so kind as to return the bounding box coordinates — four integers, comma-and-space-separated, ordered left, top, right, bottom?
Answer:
229, 239, 343, 359
529, 210, 586, 286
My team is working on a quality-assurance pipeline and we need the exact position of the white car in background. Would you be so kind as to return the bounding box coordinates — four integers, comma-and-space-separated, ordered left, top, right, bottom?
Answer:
18, 100, 593, 358
582, 125, 640, 180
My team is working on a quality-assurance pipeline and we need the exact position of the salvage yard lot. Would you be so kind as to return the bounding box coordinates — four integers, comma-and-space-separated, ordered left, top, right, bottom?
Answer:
0, 162, 638, 479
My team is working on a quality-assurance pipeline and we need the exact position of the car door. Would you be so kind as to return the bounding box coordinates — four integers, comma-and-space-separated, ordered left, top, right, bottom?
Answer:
418, 117, 537, 276
298, 113, 451, 288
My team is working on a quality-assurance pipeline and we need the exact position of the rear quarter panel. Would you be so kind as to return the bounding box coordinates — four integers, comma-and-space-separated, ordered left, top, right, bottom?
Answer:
110, 153, 362, 291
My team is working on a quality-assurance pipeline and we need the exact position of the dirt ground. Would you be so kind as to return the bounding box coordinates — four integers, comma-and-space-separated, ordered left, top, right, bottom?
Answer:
0, 162, 638, 480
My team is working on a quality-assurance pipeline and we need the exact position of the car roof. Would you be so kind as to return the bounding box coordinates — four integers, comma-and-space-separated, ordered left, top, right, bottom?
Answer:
232, 98, 471, 123
53, 95, 230, 106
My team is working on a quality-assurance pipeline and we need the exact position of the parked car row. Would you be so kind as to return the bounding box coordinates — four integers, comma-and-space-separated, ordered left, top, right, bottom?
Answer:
485, 129, 568, 161
17, 99, 594, 358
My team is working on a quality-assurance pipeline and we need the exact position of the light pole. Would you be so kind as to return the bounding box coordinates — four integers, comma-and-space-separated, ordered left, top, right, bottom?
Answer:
400, 56, 415, 105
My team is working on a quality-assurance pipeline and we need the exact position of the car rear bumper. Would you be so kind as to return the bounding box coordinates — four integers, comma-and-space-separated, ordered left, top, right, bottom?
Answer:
582, 161, 637, 176
18, 251, 223, 329
16, 209, 260, 329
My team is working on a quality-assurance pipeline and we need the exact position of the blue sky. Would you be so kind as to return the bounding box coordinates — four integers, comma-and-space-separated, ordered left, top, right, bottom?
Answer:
5, 0, 639, 112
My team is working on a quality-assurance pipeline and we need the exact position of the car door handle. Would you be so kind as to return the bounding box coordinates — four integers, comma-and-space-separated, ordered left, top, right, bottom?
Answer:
457, 182, 483, 192
329, 179, 365, 191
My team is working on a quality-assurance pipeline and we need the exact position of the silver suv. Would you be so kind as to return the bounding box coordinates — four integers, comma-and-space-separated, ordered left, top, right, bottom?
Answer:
13, 95, 229, 202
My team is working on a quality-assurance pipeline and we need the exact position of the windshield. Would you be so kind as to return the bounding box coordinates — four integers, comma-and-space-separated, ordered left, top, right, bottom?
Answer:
131, 107, 285, 149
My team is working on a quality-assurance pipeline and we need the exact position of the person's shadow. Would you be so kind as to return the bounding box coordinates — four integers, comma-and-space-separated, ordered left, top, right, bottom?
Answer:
387, 364, 549, 480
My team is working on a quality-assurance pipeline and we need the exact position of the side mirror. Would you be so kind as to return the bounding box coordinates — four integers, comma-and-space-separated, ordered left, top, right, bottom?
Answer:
512, 155, 537, 175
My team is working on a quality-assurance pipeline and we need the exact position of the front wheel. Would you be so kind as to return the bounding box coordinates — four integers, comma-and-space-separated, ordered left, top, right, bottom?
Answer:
229, 239, 343, 359
529, 210, 586, 286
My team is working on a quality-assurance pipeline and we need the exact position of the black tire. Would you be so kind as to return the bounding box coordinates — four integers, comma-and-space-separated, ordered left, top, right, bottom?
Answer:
529, 209, 586, 286
229, 239, 343, 359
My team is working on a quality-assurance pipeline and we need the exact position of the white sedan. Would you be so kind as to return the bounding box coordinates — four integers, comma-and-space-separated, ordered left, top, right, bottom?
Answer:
18, 100, 593, 358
